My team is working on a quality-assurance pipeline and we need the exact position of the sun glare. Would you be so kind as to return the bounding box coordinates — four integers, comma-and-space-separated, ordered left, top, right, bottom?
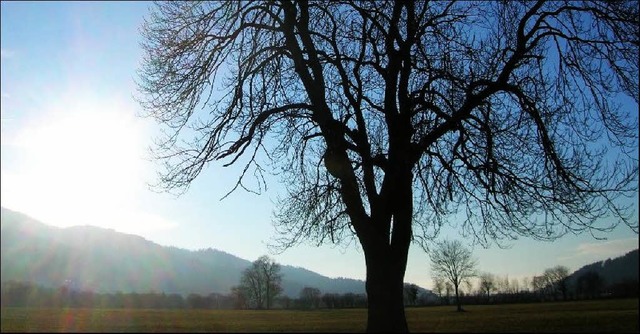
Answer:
0, 97, 171, 233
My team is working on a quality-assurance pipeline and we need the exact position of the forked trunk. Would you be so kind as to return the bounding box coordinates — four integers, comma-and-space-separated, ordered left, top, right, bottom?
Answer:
357, 151, 414, 332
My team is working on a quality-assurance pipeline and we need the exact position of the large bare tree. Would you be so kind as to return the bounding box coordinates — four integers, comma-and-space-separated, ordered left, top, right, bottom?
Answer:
137, 1, 638, 332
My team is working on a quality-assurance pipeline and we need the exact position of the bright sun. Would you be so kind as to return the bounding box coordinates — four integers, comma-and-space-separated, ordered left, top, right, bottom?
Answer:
0, 97, 171, 233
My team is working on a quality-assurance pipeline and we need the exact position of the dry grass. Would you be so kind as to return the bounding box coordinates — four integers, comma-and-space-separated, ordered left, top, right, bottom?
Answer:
1, 298, 637, 332
406, 299, 638, 333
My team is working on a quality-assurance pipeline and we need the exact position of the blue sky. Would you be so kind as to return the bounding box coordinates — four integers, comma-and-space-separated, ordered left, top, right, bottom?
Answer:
1, 1, 638, 291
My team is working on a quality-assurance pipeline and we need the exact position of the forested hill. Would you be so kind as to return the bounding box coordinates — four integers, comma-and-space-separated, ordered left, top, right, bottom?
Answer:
0, 207, 380, 297
567, 248, 639, 287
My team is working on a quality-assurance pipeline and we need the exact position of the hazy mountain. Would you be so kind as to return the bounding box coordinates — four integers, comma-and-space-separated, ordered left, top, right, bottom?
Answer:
1, 207, 411, 298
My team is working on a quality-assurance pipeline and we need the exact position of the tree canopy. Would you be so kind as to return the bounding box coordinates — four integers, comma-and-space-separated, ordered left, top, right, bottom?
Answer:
138, 1, 638, 248
137, 1, 638, 331
238, 255, 282, 309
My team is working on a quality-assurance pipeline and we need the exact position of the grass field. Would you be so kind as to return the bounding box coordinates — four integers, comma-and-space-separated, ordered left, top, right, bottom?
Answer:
1, 298, 637, 332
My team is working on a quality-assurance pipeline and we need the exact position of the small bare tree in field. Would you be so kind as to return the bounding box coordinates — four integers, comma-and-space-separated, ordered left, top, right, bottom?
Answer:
429, 239, 477, 311
479, 272, 496, 302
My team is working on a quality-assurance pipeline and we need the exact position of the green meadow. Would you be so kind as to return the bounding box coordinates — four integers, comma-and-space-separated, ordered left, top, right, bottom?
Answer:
1, 298, 637, 332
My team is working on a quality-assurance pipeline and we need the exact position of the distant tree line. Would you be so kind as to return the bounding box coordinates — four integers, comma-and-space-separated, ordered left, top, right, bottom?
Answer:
428, 266, 638, 307
0, 280, 370, 310
6, 252, 634, 310
0, 281, 185, 309
425, 241, 638, 311
4, 271, 634, 310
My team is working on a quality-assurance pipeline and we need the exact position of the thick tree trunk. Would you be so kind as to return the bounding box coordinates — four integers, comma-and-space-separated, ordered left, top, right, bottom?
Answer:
364, 247, 409, 333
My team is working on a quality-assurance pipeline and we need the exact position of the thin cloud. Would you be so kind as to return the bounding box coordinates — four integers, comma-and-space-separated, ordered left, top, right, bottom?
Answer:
559, 237, 639, 263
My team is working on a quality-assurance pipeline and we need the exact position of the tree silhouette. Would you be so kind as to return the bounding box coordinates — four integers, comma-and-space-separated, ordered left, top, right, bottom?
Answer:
429, 239, 477, 311
479, 272, 496, 302
432, 276, 445, 303
299, 286, 322, 309
403, 283, 419, 306
542, 265, 570, 301
137, 1, 638, 331
321, 293, 339, 309
239, 255, 282, 309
